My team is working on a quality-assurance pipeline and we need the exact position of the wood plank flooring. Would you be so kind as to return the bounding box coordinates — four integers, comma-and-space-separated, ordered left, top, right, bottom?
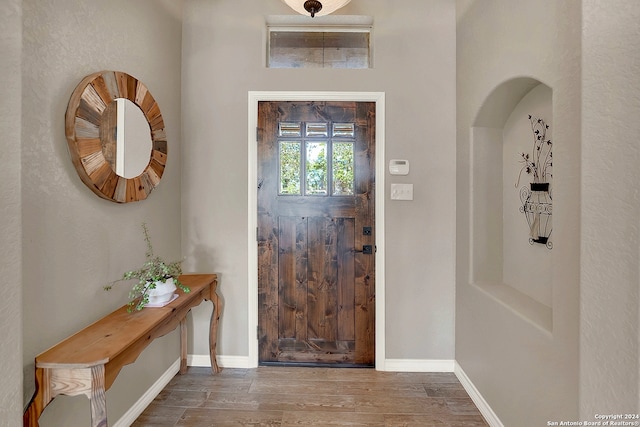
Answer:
132, 366, 489, 426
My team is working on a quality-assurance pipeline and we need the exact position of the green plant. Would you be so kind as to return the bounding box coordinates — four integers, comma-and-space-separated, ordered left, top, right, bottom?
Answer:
105, 223, 189, 311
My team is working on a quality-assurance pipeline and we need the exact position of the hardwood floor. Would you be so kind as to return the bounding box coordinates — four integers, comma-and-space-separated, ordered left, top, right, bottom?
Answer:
132, 366, 489, 426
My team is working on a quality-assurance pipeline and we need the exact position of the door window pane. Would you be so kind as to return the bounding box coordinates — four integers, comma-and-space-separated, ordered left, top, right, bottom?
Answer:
306, 122, 328, 137
305, 142, 327, 195
332, 142, 354, 195
279, 122, 302, 137
279, 141, 301, 195
333, 123, 355, 137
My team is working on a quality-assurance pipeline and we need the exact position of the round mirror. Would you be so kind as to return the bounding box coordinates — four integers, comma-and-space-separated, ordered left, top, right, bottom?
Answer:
65, 71, 167, 203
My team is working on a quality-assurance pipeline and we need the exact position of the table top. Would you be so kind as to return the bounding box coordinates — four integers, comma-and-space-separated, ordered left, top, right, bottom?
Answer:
35, 274, 217, 369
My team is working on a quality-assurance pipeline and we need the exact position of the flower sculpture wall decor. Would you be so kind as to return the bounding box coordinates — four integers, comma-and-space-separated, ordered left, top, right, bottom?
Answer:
515, 115, 553, 249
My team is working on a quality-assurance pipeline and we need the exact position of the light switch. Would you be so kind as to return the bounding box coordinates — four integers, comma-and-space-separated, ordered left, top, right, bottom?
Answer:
391, 183, 413, 200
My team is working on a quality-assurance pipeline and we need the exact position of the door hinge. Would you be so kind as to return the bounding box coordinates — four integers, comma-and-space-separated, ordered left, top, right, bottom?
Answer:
256, 227, 259, 241
257, 325, 260, 340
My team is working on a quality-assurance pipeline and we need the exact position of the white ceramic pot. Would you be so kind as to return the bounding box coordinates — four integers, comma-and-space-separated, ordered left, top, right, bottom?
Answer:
146, 277, 177, 304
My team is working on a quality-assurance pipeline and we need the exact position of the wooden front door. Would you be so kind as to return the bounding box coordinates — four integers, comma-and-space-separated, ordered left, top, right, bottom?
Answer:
257, 101, 375, 366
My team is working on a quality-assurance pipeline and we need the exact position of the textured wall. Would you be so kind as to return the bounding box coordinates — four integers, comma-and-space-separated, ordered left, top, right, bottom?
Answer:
459, 0, 640, 422
456, 0, 581, 424
181, 0, 457, 361
0, 0, 23, 426
580, 0, 640, 415
21, 1, 184, 425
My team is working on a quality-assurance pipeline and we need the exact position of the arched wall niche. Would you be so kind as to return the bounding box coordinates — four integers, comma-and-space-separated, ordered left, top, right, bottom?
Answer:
470, 76, 553, 333
473, 77, 541, 128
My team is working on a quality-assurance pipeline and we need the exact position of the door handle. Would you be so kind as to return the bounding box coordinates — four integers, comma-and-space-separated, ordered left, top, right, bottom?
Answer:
354, 245, 374, 255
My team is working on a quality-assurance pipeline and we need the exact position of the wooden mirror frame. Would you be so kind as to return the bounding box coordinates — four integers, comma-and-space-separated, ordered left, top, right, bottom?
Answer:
65, 71, 167, 203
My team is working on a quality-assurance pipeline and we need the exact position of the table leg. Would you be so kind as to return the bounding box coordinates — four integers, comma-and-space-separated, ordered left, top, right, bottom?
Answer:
89, 364, 107, 427
180, 318, 188, 374
209, 291, 222, 373
23, 368, 48, 427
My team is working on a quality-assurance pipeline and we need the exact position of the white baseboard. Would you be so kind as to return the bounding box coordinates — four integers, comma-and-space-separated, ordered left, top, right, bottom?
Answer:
188, 354, 251, 369
454, 361, 503, 427
112, 358, 180, 427
190, 356, 455, 372
384, 358, 455, 372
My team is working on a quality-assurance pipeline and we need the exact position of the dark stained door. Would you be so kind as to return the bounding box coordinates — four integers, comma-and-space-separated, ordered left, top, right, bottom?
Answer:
257, 101, 376, 366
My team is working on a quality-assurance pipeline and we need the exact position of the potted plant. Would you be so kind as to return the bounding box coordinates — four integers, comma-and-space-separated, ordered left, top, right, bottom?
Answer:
105, 223, 190, 311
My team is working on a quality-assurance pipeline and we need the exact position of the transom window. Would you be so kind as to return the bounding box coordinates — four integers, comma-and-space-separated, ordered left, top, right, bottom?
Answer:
278, 121, 355, 196
268, 29, 371, 69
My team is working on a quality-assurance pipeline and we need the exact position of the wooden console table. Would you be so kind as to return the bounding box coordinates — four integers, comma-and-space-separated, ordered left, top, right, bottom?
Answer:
23, 274, 221, 427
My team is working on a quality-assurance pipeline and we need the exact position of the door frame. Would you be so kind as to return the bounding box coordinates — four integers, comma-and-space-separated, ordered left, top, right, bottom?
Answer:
248, 91, 386, 369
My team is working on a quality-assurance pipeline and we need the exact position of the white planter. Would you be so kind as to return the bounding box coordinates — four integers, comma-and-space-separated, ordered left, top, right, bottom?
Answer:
146, 277, 177, 304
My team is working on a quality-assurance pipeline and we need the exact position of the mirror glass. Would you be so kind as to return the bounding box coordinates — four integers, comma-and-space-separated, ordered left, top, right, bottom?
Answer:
100, 99, 152, 179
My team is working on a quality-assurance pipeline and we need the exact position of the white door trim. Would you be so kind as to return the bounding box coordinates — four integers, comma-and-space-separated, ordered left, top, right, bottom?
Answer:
248, 91, 386, 369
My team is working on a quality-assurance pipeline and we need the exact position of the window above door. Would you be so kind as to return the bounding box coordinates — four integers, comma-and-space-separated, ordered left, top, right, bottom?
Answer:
267, 27, 371, 69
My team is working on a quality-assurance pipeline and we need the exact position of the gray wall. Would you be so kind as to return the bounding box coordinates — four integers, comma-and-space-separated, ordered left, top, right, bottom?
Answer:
457, 0, 640, 424
20, 1, 184, 425
181, 0, 457, 362
456, 0, 581, 425
0, 0, 23, 425
580, 0, 640, 415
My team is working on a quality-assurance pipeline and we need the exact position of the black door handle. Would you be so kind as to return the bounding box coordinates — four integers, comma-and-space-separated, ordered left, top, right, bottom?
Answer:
354, 245, 373, 254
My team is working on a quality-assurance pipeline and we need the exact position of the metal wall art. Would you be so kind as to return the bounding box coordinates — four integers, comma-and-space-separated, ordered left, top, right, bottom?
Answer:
515, 115, 553, 249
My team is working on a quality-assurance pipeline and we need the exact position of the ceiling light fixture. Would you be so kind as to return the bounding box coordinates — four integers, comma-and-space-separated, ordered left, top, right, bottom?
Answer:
281, 0, 351, 18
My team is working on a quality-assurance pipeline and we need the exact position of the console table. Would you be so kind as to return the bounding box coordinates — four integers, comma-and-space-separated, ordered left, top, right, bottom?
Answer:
23, 274, 221, 427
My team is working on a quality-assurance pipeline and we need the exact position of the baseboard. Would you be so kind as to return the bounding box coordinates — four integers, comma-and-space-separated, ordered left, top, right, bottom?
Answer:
383, 358, 455, 372
454, 361, 504, 427
188, 354, 251, 369
188, 356, 456, 372
189, 356, 454, 372
112, 358, 180, 427
188, 356, 454, 372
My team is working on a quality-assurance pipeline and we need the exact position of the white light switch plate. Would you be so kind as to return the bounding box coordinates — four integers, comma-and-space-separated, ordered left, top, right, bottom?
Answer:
391, 183, 413, 200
